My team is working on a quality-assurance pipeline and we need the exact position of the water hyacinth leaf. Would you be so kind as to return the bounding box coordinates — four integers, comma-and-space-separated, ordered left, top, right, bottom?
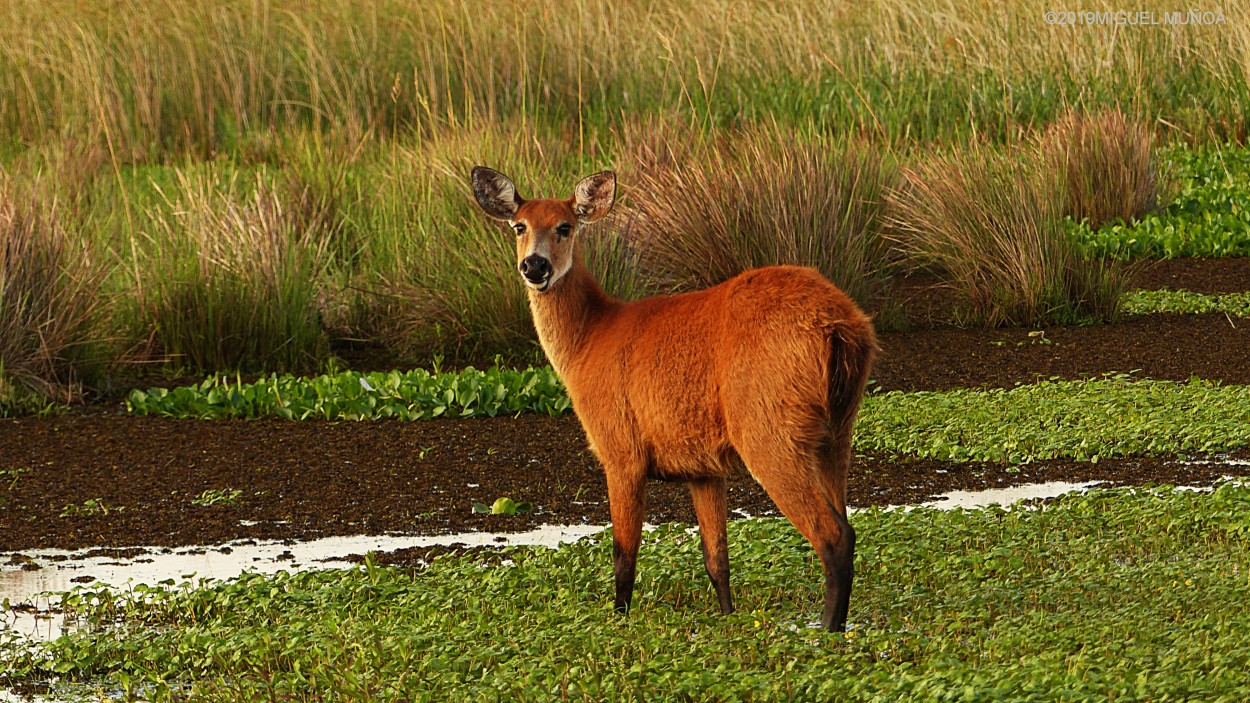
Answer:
489, 497, 531, 516
1070, 146, 1250, 259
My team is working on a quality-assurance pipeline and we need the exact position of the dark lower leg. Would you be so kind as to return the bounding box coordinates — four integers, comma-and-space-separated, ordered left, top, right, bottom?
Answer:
820, 514, 856, 632
613, 537, 639, 614
608, 476, 645, 615
689, 479, 733, 614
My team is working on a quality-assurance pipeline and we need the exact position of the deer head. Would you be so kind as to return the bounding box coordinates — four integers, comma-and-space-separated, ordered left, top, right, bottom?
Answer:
471, 167, 615, 292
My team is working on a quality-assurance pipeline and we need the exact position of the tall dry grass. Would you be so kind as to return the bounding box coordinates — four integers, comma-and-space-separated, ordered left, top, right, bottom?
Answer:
0, 188, 106, 407
129, 172, 335, 373
0, 107, 1171, 391
887, 150, 1126, 326
1042, 109, 1171, 229
628, 125, 897, 320
1, 0, 1247, 158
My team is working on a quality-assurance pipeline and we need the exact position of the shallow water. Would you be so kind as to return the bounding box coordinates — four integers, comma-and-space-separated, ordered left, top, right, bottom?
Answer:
1, 525, 603, 644
908, 480, 1104, 511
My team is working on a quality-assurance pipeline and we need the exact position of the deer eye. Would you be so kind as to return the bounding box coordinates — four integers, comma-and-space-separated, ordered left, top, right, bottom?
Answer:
556, 223, 572, 238
512, 223, 526, 235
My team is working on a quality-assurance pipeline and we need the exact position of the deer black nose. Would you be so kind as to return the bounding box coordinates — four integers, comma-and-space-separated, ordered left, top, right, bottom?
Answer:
519, 255, 552, 284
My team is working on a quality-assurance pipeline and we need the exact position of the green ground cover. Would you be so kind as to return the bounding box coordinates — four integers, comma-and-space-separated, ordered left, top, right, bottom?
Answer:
5, 4, 1250, 698
1122, 289, 1250, 317
125, 366, 570, 421
5, 483, 1249, 701
1071, 146, 1250, 258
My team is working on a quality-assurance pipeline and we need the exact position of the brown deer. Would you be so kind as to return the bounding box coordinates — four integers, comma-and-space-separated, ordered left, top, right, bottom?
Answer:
470, 167, 877, 631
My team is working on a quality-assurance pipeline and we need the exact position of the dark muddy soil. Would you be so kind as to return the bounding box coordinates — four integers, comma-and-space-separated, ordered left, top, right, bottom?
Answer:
1, 258, 1248, 554
1131, 256, 1250, 294
877, 313, 1250, 392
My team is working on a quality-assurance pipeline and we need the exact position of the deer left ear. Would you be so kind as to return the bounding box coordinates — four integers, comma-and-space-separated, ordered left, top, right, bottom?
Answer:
572, 171, 616, 224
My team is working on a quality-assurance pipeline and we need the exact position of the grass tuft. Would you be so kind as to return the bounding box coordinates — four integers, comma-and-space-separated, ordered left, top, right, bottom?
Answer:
629, 126, 898, 322
887, 149, 1126, 326
1042, 108, 1170, 230
128, 171, 333, 374
0, 186, 105, 409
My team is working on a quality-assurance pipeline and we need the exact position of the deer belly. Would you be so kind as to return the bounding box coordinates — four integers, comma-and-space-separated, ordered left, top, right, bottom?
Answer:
636, 405, 734, 481
570, 388, 733, 482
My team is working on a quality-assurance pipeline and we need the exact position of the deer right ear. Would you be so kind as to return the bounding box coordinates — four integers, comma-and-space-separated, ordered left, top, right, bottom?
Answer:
573, 171, 616, 223
471, 166, 524, 220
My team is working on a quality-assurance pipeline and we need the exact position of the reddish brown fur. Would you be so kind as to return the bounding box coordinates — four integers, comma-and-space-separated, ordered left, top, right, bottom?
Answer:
471, 168, 877, 631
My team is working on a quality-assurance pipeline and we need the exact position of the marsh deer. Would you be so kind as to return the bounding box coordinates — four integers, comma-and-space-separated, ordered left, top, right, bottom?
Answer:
471, 167, 876, 631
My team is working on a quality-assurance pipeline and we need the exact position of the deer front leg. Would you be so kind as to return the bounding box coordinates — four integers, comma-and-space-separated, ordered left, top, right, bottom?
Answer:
607, 471, 646, 614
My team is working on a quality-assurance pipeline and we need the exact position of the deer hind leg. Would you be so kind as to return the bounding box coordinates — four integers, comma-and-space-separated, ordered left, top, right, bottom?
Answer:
735, 437, 855, 632
816, 493, 855, 633
812, 423, 858, 631
688, 478, 733, 614
815, 418, 855, 518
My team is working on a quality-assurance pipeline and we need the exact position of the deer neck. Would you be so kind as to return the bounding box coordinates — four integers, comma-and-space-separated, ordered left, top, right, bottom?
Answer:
527, 253, 613, 379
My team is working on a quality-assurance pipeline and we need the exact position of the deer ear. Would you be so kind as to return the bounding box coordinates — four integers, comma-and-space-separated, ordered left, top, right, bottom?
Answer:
572, 171, 616, 223
472, 166, 524, 220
